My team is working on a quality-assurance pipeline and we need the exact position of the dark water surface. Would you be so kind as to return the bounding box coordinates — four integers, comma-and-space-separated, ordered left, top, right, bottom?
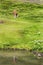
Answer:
0, 50, 43, 65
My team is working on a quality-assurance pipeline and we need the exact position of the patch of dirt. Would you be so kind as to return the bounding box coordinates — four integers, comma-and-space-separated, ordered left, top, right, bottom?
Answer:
0, 20, 4, 24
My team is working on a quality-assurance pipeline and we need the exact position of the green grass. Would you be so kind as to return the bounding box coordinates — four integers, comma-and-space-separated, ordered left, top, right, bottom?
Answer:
0, 0, 43, 51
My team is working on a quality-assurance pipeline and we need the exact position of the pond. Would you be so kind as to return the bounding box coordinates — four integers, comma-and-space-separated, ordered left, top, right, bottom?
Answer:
0, 50, 43, 65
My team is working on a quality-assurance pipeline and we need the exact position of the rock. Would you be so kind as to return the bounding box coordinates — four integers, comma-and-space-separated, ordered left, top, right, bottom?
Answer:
33, 51, 43, 58
37, 53, 41, 57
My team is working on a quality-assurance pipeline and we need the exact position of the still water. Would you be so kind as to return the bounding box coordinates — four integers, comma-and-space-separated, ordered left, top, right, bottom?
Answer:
0, 50, 43, 65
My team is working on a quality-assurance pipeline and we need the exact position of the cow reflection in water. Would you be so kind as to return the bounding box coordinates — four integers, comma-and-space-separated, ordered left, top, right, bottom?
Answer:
13, 56, 17, 64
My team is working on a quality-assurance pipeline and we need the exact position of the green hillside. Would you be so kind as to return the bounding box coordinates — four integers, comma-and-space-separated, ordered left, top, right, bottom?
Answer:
0, 0, 43, 51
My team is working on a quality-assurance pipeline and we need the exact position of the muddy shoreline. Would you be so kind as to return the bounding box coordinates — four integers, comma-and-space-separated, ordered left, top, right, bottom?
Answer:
0, 48, 39, 51
0, 48, 43, 52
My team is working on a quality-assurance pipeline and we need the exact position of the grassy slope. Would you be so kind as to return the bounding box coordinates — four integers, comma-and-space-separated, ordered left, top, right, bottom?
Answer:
0, 0, 43, 51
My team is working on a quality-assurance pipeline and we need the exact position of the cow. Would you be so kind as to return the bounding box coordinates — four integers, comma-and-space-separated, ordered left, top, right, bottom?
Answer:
13, 10, 18, 18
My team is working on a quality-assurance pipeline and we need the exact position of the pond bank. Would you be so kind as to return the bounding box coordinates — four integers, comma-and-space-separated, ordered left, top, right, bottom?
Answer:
0, 48, 43, 52
0, 48, 43, 58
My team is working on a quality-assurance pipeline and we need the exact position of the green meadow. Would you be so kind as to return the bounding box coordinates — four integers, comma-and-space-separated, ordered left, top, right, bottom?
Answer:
0, 0, 43, 51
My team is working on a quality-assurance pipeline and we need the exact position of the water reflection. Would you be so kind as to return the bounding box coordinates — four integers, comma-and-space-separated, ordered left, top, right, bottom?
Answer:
0, 50, 43, 65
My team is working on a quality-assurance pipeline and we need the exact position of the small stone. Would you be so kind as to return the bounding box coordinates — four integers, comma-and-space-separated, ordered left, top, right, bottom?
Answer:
38, 53, 41, 57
